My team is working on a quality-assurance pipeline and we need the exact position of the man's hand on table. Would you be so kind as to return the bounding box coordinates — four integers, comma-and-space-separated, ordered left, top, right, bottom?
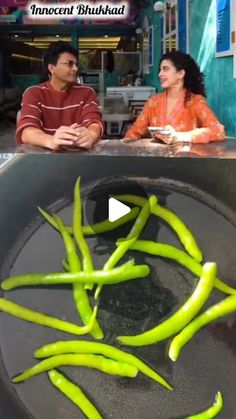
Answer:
48, 123, 100, 150
73, 125, 99, 149
73, 123, 102, 149
49, 124, 79, 150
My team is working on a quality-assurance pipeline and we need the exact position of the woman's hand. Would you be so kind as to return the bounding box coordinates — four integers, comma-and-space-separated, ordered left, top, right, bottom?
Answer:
155, 126, 192, 144
154, 125, 177, 144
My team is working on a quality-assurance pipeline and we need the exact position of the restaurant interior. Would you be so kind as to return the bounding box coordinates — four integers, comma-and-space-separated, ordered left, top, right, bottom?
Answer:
0, 0, 153, 142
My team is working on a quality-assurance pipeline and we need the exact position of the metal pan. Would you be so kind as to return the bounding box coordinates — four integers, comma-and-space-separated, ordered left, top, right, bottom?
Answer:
0, 155, 236, 419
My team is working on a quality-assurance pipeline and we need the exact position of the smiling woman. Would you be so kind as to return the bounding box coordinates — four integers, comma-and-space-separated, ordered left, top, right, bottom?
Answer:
124, 51, 225, 144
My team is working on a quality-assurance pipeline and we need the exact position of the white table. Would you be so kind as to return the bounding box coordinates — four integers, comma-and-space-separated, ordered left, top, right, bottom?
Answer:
106, 86, 156, 105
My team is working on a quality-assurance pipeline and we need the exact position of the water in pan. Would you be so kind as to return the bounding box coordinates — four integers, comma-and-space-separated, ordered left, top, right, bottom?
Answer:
0, 183, 236, 419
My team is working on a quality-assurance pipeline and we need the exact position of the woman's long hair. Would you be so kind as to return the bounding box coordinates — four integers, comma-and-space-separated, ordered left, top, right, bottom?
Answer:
160, 51, 206, 102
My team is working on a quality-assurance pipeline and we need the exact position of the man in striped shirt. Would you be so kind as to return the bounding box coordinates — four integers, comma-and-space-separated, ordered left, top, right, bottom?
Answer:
16, 42, 103, 150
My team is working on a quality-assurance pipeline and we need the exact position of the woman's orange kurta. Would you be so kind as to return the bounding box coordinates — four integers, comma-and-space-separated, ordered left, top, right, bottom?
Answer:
124, 91, 225, 143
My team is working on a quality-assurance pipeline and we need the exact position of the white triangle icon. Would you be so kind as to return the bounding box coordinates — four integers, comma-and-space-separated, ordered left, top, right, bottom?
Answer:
108, 197, 131, 223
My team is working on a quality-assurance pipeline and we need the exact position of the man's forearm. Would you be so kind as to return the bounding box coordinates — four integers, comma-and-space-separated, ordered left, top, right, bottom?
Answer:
87, 123, 102, 142
21, 127, 53, 149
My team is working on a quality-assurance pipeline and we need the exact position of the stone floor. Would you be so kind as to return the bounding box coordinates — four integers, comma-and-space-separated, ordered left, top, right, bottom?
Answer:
0, 120, 16, 149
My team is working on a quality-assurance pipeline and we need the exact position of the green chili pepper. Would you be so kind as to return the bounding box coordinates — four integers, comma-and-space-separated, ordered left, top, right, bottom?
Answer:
0, 298, 98, 335
62, 258, 70, 272
73, 177, 94, 290
130, 240, 236, 295
54, 216, 82, 273
55, 215, 103, 340
12, 354, 138, 383
169, 295, 236, 361
117, 262, 216, 347
38, 206, 139, 236
211, 278, 236, 296
115, 194, 203, 263
62, 256, 134, 273
94, 196, 157, 300
1, 263, 150, 291
105, 196, 156, 268
34, 340, 172, 391
48, 369, 103, 419
186, 391, 223, 418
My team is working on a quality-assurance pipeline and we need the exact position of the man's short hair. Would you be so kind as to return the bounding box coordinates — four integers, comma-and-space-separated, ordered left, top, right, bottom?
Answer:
43, 41, 78, 71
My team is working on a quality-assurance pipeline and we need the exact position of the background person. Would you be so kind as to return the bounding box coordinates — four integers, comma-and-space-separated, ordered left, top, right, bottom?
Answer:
16, 42, 103, 150
124, 51, 225, 144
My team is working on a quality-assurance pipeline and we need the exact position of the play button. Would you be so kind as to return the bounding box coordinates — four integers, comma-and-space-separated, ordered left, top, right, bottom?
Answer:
108, 197, 131, 222
84, 176, 149, 243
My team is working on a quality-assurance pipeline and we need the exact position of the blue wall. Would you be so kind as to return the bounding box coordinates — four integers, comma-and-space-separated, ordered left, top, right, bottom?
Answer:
141, 0, 236, 136
190, 0, 236, 136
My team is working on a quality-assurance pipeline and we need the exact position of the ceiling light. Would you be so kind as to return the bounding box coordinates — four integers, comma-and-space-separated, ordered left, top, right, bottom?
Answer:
12, 53, 42, 62
153, 1, 165, 13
